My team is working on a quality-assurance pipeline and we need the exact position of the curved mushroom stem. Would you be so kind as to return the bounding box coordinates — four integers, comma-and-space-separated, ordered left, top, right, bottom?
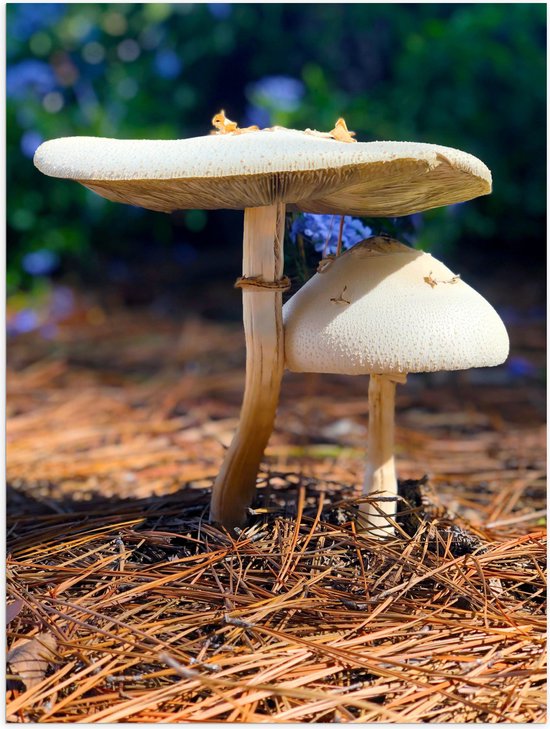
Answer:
360, 372, 407, 537
210, 203, 286, 528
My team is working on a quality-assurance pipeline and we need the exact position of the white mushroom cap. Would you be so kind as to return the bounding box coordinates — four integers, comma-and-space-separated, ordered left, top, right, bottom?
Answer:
33, 128, 491, 215
283, 237, 509, 375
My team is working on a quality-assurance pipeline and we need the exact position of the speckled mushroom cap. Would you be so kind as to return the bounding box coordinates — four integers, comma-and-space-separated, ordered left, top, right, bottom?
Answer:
33, 128, 491, 215
283, 237, 509, 375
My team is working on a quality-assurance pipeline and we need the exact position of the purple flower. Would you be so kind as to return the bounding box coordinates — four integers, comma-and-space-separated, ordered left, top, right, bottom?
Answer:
7, 286, 76, 339
7, 59, 56, 99
246, 75, 305, 113
290, 214, 372, 254
40, 324, 59, 340
7, 308, 39, 335
50, 286, 75, 319
22, 249, 59, 276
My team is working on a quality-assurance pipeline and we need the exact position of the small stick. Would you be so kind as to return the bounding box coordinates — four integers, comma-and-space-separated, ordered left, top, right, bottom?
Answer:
336, 215, 345, 258
486, 509, 547, 528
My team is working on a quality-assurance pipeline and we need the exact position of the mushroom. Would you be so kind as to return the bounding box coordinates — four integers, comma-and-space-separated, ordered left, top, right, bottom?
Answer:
34, 120, 492, 529
283, 236, 509, 536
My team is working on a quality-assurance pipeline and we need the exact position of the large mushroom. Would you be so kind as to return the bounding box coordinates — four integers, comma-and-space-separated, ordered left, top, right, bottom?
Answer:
34, 117, 492, 528
283, 236, 509, 536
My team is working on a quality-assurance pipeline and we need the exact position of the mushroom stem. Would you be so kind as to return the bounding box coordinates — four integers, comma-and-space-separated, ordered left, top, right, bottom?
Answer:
210, 203, 286, 528
360, 373, 406, 536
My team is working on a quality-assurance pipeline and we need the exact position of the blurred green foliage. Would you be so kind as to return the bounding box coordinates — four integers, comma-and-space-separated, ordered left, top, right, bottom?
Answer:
7, 3, 546, 294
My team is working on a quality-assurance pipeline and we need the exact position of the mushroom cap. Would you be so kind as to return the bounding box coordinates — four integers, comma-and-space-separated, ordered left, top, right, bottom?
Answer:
283, 237, 509, 375
33, 128, 491, 215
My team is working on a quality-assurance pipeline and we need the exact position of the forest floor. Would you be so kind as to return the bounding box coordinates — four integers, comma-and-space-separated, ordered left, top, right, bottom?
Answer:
6, 285, 546, 722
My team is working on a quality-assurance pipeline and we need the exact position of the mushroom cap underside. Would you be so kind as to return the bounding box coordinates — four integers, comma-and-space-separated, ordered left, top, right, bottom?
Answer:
283, 237, 509, 375
34, 129, 491, 215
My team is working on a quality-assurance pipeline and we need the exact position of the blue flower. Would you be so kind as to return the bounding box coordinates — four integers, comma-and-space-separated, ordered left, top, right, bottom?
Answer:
20, 130, 43, 159
243, 103, 271, 128
7, 59, 56, 99
507, 356, 538, 378
207, 3, 232, 20
7, 308, 39, 335
498, 306, 521, 326
408, 212, 423, 231
154, 49, 182, 79
22, 249, 60, 276
8, 3, 66, 41
290, 214, 372, 254
246, 75, 305, 113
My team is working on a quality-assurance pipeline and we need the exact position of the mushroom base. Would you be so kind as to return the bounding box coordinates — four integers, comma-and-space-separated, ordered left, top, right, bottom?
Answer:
360, 373, 406, 536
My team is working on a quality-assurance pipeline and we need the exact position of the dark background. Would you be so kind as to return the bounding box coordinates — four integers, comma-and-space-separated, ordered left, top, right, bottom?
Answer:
6, 3, 547, 329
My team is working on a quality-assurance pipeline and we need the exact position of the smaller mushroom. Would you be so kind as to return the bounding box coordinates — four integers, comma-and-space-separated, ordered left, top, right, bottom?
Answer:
283, 237, 509, 536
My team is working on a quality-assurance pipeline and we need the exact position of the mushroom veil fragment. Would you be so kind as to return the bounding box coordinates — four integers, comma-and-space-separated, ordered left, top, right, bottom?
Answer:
34, 117, 492, 529
283, 237, 509, 536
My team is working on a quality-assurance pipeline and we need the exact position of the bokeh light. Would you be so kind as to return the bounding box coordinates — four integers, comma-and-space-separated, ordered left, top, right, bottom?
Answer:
43, 91, 64, 113
82, 41, 105, 65
117, 38, 140, 62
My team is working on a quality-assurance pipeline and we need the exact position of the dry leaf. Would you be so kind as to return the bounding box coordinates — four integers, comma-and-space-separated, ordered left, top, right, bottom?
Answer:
7, 632, 57, 690
6, 599, 24, 625
329, 117, 357, 143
